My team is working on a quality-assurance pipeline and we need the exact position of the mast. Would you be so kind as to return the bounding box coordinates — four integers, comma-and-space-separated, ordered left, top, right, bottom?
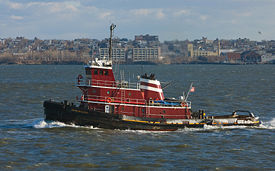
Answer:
109, 23, 116, 62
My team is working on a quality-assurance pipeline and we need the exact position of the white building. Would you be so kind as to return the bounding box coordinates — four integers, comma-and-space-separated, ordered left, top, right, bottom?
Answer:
261, 53, 275, 63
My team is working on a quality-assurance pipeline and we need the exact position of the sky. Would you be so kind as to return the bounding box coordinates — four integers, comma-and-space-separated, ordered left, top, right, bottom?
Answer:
0, 0, 275, 41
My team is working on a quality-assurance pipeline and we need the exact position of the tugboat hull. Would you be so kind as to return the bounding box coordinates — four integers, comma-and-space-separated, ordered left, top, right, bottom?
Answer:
44, 100, 260, 131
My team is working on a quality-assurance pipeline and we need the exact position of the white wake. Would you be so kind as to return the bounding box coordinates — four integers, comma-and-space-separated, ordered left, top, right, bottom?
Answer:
259, 117, 275, 129
30, 117, 275, 131
32, 119, 98, 129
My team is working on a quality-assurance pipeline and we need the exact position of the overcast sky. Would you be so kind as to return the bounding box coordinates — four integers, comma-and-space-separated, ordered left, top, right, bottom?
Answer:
0, 0, 274, 41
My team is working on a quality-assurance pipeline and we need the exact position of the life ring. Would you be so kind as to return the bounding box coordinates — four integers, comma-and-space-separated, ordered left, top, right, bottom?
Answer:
77, 74, 83, 85
78, 74, 83, 79
107, 97, 112, 103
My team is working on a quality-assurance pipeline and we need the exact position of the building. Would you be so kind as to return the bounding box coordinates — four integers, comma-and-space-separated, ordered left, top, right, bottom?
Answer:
135, 34, 159, 42
188, 40, 220, 57
241, 51, 261, 63
187, 43, 194, 58
99, 48, 126, 62
193, 49, 219, 57
261, 53, 275, 63
226, 52, 241, 63
132, 47, 160, 62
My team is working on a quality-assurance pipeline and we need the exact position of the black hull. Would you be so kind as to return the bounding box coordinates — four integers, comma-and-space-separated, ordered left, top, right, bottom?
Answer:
43, 100, 260, 131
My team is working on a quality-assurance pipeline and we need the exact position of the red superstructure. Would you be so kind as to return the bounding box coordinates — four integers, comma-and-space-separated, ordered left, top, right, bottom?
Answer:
77, 58, 192, 120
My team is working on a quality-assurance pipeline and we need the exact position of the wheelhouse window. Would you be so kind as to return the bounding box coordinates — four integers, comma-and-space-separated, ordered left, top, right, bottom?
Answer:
100, 70, 103, 75
86, 69, 91, 75
104, 70, 109, 75
94, 69, 98, 75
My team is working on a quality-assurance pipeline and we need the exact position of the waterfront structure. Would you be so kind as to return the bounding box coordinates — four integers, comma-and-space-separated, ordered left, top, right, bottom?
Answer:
132, 47, 160, 62
99, 48, 126, 62
1, 34, 275, 64
193, 49, 220, 57
187, 43, 194, 58
225, 52, 241, 63
135, 34, 159, 42
261, 53, 275, 63
187, 40, 220, 58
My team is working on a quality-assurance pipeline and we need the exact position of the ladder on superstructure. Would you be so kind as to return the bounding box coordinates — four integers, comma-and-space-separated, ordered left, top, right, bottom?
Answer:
121, 89, 125, 103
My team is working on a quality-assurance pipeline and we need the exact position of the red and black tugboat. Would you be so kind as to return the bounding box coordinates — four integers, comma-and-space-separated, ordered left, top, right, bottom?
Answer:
43, 24, 260, 131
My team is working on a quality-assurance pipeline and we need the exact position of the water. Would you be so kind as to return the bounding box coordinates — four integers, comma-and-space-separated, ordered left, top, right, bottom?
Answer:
0, 64, 274, 170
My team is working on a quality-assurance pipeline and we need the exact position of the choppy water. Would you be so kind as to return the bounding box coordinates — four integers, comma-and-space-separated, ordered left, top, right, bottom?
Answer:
0, 64, 274, 170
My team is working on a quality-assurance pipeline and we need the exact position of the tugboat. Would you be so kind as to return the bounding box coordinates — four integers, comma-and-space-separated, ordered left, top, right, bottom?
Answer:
43, 24, 260, 131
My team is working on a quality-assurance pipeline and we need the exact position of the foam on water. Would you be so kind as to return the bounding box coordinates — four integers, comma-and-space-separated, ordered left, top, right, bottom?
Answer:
120, 125, 249, 134
32, 119, 67, 128
31, 119, 98, 129
29, 117, 275, 132
259, 117, 275, 129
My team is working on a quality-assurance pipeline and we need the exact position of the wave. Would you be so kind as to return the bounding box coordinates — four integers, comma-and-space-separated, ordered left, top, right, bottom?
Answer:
119, 125, 250, 134
32, 119, 67, 128
3, 117, 274, 131
31, 119, 98, 129
259, 117, 275, 129
32, 118, 275, 132
123, 121, 275, 134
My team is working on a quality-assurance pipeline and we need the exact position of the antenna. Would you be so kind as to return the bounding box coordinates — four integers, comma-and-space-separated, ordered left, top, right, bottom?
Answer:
109, 23, 116, 62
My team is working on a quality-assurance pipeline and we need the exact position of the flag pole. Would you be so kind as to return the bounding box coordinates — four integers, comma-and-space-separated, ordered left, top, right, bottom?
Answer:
184, 82, 193, 102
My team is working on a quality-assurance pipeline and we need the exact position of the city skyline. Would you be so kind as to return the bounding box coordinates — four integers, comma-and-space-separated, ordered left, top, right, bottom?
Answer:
0, 0, 275, 41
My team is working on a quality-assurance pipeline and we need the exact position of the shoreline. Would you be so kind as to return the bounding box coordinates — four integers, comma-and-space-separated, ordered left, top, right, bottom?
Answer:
0, 62, 274, 65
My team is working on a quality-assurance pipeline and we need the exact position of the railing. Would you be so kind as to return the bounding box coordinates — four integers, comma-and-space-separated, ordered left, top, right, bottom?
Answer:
148, 100, 192, 108
81, 94, 191, 108
185, 101, 192, 107
84, 95, 146, 105
78, 79, 140, 89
